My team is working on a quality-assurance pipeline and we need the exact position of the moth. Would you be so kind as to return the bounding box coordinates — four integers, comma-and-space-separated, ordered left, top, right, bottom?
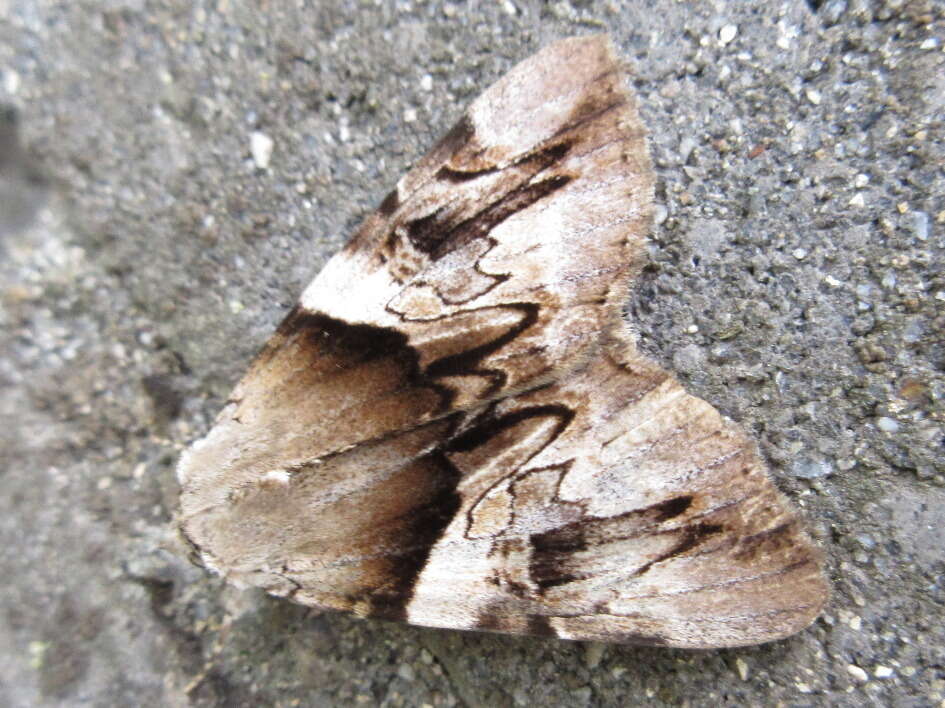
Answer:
177, 35, 828, 648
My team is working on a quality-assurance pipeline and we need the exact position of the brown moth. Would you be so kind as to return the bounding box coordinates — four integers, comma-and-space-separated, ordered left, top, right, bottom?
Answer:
177, 35, 828, 648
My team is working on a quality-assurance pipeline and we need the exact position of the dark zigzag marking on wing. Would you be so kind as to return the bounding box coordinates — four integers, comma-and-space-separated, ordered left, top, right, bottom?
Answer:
380, 90, 632, 281
397, 91, 633, 263
527, 483, 803, 594
384, 141, 645, 316
529, 495, 705, 589
405, 172, 573, 260
445, 405, 577, 540
424, 302, 539, 404
399, 66, 626, 199
434, 139, 571, 184
424, 73, 625, 184
530, 521, 724, 591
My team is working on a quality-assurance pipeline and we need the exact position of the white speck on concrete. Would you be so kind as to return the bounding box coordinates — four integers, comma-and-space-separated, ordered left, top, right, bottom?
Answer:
250, 131, 274, 169
790, 458, 833, 479
847, 664, 868, 682
3, 69, 20, 94
653, 204, 668, 225
911, 211, 930, 241
776, 21, 797, 50
719, 24, 738, 46
877, 417, 899, 433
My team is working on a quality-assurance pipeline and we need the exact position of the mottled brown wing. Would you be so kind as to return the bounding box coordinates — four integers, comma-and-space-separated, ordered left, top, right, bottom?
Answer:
176, 35, 827, 648
178, 34, 650, 577
403, 336, 827, 648
177, 328, 826, 647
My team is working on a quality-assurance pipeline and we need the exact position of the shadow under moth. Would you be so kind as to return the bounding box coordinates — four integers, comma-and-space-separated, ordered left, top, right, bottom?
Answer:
177, 35, 828, 649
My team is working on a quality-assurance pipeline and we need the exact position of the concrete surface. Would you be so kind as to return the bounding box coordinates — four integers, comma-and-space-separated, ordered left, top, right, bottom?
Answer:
1, 0, 943, 706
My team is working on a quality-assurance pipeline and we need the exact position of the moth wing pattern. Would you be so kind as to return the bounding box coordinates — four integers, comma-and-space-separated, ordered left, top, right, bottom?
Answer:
177, 35, 828, 648
407, 340, 827, 648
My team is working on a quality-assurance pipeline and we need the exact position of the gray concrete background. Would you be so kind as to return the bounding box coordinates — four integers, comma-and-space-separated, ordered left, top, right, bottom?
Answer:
1, 0, 942, 705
